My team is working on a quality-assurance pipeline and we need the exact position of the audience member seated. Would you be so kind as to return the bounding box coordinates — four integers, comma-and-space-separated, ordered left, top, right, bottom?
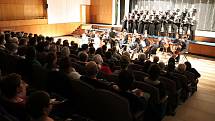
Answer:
28, 37, 37, 47
95, 47, 104, 57
10, 37, 19, 45
144, 64, 168, 121
44, 52, 59, 71
134, 53, 146, 66
93, 54, 112, 78
26, 46, 42, 66
59, 57, 81, 80
152, 56, 160, 64
0, 73, 28, 121
122, 51, 131, 60
61, 44, 70, 59
176, 64, 186, 74
78, 44, 89, 56
101, 45, 107, 55
55, 39, 62, 53
70, 43, 79, 55
0, 32, 6, 51
142, 60, 152, 73
166, 57, 176, 73
17, 44, 27, 59
104, 51, 118, 70
88, 47, 96, 61
116, 70, 147, 115
5, 43, 18, 56
77, 52, 88, 74
184, 61, 201, 79
113, 55, 130, 75
112, 46, 121, 61
80, 61, 114, 90
158, 62, 167, 76
26, 91, 54, 121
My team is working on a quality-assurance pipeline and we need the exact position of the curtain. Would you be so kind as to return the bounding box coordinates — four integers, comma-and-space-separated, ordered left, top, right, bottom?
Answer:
130, 0, 215, 31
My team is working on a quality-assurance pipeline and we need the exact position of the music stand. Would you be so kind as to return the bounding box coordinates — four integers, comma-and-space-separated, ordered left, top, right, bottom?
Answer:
181, 51, 189, 62
180, 40, 190, 62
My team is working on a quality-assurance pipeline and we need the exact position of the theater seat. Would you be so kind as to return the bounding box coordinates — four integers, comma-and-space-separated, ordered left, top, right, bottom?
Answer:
133, 71, 149, 82
94, 89, 133, 121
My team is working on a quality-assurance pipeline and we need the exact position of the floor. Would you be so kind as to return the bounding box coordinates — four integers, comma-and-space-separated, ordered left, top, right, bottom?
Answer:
163, 55, 215, 121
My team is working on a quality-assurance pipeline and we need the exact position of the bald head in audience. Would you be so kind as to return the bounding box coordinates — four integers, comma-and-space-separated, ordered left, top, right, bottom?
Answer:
85, 61, 99, 78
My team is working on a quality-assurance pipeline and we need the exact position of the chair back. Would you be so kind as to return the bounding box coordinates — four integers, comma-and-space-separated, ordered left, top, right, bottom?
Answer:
70, 80, 96, 117
134, 81, 160, 105
47, 71, 72, 98
133, 71, 149, 82
93, 89, 133, 121
106, 74, 119, 83
128, 64, 144, 71
31, 65, 49, 90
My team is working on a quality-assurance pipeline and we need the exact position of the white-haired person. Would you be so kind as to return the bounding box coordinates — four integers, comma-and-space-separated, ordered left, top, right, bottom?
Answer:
93, 54, 112, 78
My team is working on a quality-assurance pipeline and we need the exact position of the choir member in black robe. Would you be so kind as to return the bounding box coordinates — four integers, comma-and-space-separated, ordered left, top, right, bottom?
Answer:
138, 15, 144, 34
121, 16, 128, 32
128, 15, 134, 33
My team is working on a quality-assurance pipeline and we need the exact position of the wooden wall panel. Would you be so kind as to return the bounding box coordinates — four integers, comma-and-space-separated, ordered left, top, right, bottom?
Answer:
90, 0, 113, 24
189, 43, 215, 57
0, 19, 48, 28
195, 36, 215, 43
0, 19, 81, 37
86, 5, 91, 24
0, 0, 46, 21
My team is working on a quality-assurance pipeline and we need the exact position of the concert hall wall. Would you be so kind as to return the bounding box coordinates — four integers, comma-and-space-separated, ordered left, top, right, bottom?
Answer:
130, 0, 215, 31
0, 0, 47, 21
0, 0, 82, 36
90, 0, 113, 24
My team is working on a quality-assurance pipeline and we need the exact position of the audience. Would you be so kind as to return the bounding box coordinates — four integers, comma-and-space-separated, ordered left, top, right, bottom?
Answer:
0, 30, 201, 121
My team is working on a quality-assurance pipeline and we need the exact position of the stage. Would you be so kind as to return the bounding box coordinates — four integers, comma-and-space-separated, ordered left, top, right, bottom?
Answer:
84, 24, 215, 58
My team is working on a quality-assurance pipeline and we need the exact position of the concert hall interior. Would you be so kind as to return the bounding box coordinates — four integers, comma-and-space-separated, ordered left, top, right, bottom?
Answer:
0, 0, 215, 121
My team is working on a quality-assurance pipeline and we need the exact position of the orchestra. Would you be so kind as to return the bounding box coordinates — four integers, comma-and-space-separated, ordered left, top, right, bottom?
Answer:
81, 27, 188, 61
